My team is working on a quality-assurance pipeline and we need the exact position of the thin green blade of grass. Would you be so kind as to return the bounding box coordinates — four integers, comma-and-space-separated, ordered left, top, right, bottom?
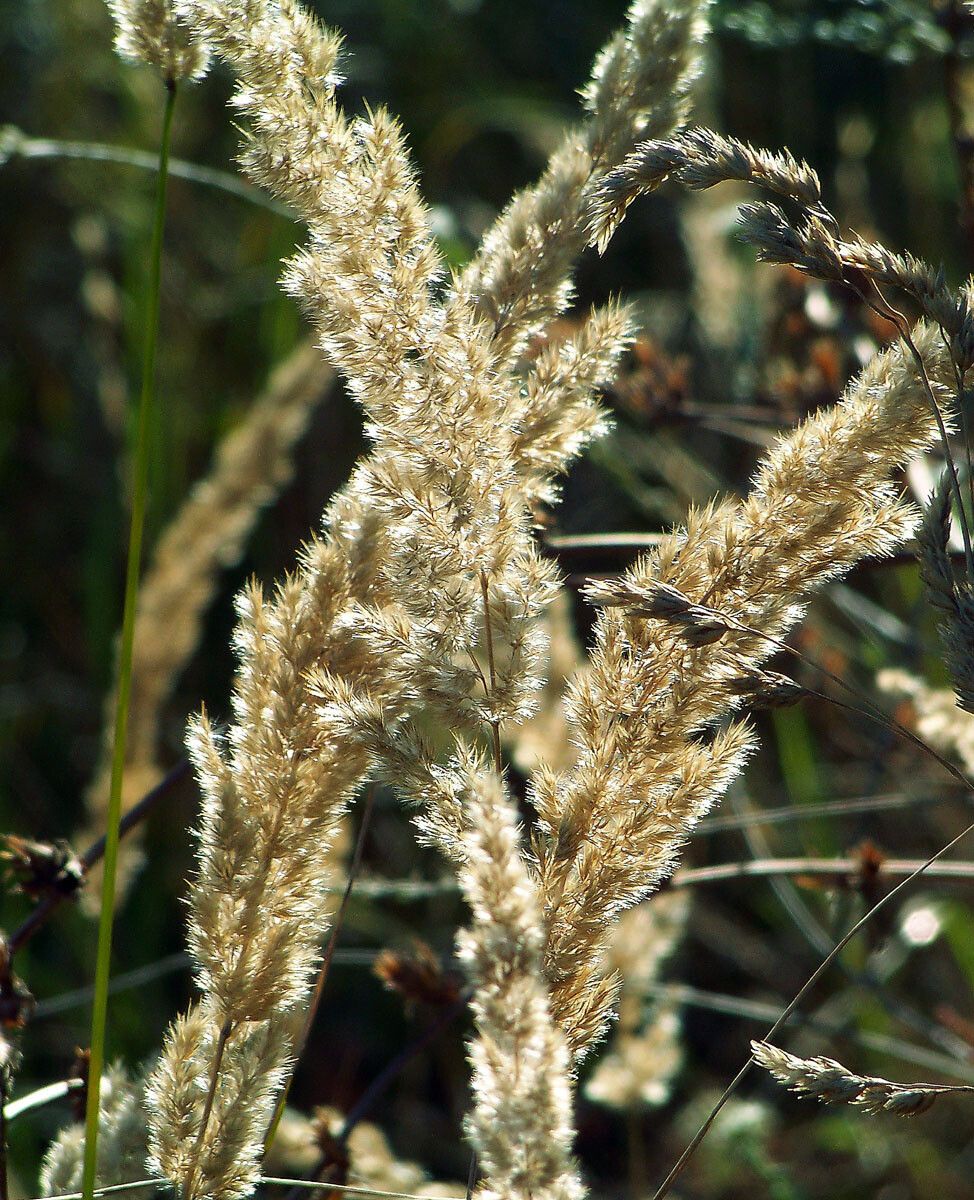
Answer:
80, 79, 179, 1200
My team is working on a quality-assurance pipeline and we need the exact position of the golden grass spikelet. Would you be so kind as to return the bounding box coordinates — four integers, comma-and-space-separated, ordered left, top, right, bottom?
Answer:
147, 1004, 290, 1200
589, 126, 974, 369
591, 127, 821, 250
83, 343, 334, 903
149, 0, 644, 1187
457, 766, 582, 1200
145, 533, 376, 1199
532, 327, 953, 1059
144, 0, 963, 1188
185, 559, 362, 1025
459, 0, 710, 364
109, 0, 210, 81
752, 1040, 974, 1117
178, 1, 566, 731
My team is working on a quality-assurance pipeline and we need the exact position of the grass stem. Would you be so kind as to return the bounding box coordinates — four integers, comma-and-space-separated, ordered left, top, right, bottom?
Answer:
80, 78, 178, 1200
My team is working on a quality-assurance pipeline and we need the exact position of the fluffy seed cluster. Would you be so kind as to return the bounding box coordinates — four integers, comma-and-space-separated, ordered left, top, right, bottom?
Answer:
142, 2, 708, 1198
84, 343, 334, 902
531, 327, 953, 1058
108, 0, 210, 81
42, 1067, 152, 1199
457, 766, 582, 1200
590, 125, 974, 369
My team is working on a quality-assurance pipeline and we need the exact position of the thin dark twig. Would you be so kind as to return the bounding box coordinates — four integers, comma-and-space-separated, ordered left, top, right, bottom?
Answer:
791, 658, 969, 797
8, 758, 192, 956
337, 994, 469, 1141
721, 786, 971, 1064
937, 328, 974, 521
79, 757, 192, 873
697, 788, 963, 834
667, 600, 974, 799
303, 787, 376, 1050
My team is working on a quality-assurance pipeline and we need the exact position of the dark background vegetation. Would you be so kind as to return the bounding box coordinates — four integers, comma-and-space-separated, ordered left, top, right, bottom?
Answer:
5, 1, 974, 1196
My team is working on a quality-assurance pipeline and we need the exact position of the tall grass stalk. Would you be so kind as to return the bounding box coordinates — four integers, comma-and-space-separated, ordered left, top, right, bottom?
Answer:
81, 78, 178, 1200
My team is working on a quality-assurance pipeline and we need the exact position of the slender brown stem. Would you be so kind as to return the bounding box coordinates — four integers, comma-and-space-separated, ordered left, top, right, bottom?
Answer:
464, 1151, 478, 1200
303, 786, 375, 1050
280, 994, 470, 1200
691, 601, 974, 799
337, 993, 469, 1141
739, 644, 974, 867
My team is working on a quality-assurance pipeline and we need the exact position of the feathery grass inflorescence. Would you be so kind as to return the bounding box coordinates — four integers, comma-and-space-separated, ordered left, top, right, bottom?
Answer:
752, 1041, 974, 1116
457, 764, 582, 1200
42, 1068, 152, 1200
458, 0, 709, 364
589, 124, 974, 565
532, 327, 954, 1058
591, 127, 821, 247
144, 537, 367, 1200
129, 2, 972, 1195
84, 342, 335, 900
144, 1, 704, 1195
109, 0, 209, 81
181, 0, 563, 746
